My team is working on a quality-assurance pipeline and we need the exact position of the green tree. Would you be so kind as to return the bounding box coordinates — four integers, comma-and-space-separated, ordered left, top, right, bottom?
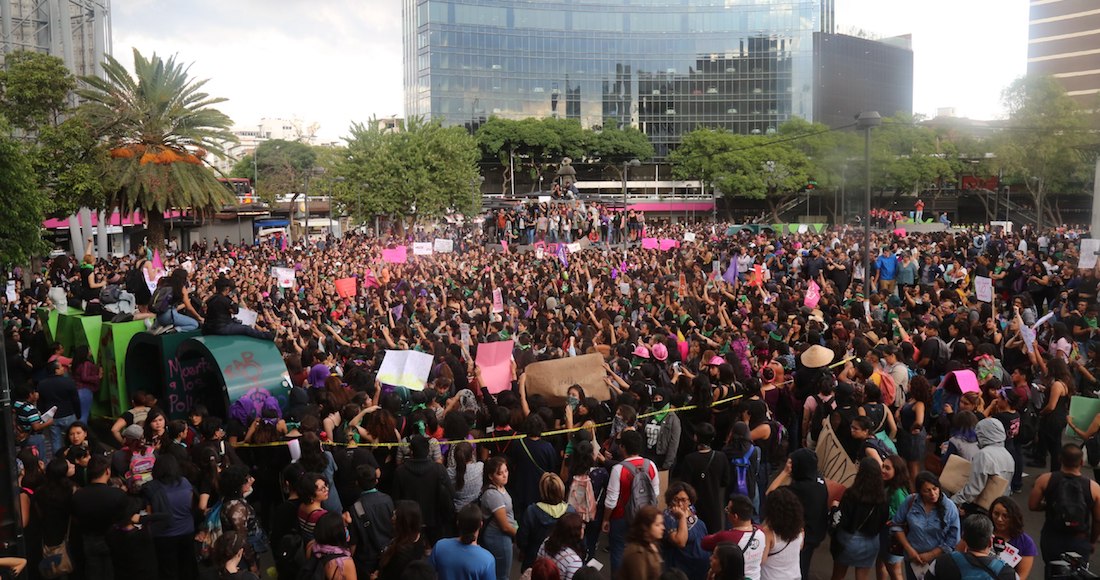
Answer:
477, 117, 587, 193
0, 51, 75, 134
230, 139, 318, 203
33, 114, 110, 217
0, 120, 48, 268
337, 116, 479, 228
77, 49, 237, 250
670, 128, 811, 221
994, 76, 1088, 229
587, 125, 655, 180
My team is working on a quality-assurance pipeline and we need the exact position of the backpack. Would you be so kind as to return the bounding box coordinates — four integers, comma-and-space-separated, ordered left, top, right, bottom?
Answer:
765, 420, 788, 466
198, 500, 224, 563
875, 370, 897, 407
150, 285, 174, 315
931, 337, 950, 373
350, 496, 392, 573
567, 473, 598, 523
730, 446, 758, 499
809, 395, 836, 442
99, 284, 122, 305
946, 551, 1007, 580
275, 527, 307, 579
621, 458, 656, 524
126, 446, 156, 493
125, 264, 146, 295
298, 553, 341, 580
1052, 473, 1092, 535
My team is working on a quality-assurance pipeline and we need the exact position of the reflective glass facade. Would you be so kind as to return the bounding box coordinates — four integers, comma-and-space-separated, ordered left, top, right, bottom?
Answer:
403, 0, 821, 157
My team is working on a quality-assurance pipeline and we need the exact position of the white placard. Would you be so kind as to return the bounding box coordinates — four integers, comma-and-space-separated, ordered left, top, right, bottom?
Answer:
433, 238, 454, 253
538, 195, 552, 203
236, 307, 258, 327
683, 232, 696, 243
975, 276, 993, 303
5, 281, 15, 303
272, 267, 295, 288
376, 350, 434, 391
536, 247, 545, 260
1080, 239, 1100, 269
567, 242, 581, 253
413, 242, 433, 256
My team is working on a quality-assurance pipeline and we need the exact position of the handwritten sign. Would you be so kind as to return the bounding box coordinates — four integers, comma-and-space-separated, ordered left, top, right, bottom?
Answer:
1079, 239, 1100, 270
492, 288, 504, 313
382, 246, 407, 264
165, 355, 210, 417
273, 267, 295, 289
659, 238, 679, 251
939, 454, 971, 495
817, 421, 857, 487
433, 239, 453, 253
684, 232, 696, 243
412, 242, 433, 256
523, 354, 610, 405
975, 276, 993, 303
334, 277, 357, 298
236, 307, 258, 327
376, 350, 434, 391
475, 340, 514, 394
805, 279, 821, 309
566, 242, 581, 254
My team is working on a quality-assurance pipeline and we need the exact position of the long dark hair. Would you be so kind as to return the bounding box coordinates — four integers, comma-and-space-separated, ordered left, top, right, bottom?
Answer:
71, 345, 92, 369
544, 512, 584, 558
914, 471, 948, 530
990, 496, 1024, 540
625, 505, 662, 545
380, 501, 422, 568
764, 488, 804, 542
298, 432, 328, 473
36, 457, 74, 506
313, 511, 350, 549
452, 441, 474, 491
1047, 357, 1077, 396
843, 457, 886, 505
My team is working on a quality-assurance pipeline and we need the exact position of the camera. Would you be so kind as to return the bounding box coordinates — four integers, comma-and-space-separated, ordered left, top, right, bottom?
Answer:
1049, 552, 1098, 579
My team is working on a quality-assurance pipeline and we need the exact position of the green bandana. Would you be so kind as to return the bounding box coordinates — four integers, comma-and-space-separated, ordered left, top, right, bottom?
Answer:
653, 403, 672, 423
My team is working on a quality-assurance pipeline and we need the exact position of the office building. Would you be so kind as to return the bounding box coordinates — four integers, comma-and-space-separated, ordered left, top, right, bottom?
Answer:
1028, 0, 1100, 107
813, 32, 913, 129
0, 0, 110, 79
403, 0, 912, 157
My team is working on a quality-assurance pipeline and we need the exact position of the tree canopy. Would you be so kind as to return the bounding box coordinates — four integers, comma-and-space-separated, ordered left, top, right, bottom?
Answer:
230, 138, 318, 203
77, 49, 237, 250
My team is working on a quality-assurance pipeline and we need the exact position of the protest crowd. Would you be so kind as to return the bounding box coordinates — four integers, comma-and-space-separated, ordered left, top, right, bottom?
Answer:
6, 204, 1100, 580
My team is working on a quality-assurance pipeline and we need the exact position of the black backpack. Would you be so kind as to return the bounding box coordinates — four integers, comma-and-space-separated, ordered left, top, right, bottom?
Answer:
275, 528, 307, 579
809, 395, 836, 442
1052, 473, 1092, 535
297, 552, 340, 580
150, 285, 174, 315
125, 264, 146, 295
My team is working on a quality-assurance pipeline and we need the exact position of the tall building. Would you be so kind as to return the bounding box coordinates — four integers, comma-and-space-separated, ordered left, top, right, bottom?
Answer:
1028, 0, 1100, 107
813, 32, 913, 129
0, 0, 111, 79
403, 0, 911, 157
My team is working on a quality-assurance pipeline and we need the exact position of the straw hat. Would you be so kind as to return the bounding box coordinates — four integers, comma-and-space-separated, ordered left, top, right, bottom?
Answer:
800, 345, 834, 369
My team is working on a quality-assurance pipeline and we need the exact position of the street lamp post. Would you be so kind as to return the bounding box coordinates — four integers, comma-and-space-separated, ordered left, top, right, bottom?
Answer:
303, 166, 324, 245
622, 158, 640, 257
857, 111, 881, 298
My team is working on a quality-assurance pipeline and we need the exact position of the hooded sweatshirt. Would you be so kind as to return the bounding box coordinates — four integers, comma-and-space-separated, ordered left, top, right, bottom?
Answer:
788, 448, 830, 545
517, 502, 574, 569
953, 418, 1014, 506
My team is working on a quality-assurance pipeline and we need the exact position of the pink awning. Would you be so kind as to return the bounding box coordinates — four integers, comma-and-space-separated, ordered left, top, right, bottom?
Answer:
43, 210, 185, 230
627, 202, 715, 212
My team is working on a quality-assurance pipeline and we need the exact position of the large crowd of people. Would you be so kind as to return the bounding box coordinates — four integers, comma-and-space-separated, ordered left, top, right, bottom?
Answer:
4, 206, 1100, 580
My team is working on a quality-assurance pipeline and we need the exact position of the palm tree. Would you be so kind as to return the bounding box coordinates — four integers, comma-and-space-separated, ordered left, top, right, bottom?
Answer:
77, 49, 237, 250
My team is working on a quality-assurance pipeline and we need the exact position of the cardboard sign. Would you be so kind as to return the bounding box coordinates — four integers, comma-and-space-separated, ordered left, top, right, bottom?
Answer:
998, 542, 1023, 568
975, 276, 993, 303
975, 475, 1009, 510
492, 288, 504, 313
939, 454, 971, 495
804, 279, 821, 309
376, 350, 434, 391
536, 247, 545, 260
641, 237, 659, 250
236, 307, 258, 327
816, 421, 857, 487
684, 232, 696, 243
273, 267, 295, 289
413, 242, 433, 256
1079, 239, 1100, 270
382, 246, 407, 264
475, 340, 514, 394
334, 277, 357, 298
1067, 396, 1100, 438
5, 281, 15, 303
433, 238, 453, 253
523, 353, 610, 405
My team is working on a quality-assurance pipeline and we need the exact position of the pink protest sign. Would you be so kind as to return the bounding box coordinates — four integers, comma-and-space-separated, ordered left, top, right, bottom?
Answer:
805, 279, 821, 308
382, 246, 407, 264
492, 288, 504, 313
500, 240, 509, 254
476, 340, 514, 394
951, 369, 980, 394
642, 237, 659, 249
334, 277, 357, 298
659, 239, 679, 251
893, 228, 907, 237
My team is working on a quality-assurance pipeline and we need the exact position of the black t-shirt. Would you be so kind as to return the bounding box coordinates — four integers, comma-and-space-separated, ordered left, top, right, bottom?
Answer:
676, 449, 729, 534
71, 482, 129, 536
204, 293, 237, 330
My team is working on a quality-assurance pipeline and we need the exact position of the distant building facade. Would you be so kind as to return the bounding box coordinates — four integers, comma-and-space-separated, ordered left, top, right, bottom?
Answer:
812, 32, 913, 129
0, 0, 110, 79
1028, 0, 1100, 108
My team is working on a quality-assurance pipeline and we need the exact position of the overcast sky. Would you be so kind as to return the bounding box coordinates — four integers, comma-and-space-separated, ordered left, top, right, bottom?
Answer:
112, 0, 1028, 142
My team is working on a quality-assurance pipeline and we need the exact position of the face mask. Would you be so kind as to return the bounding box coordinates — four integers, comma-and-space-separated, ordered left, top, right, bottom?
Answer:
612, 416, 626, 433
566, 396, 579, 409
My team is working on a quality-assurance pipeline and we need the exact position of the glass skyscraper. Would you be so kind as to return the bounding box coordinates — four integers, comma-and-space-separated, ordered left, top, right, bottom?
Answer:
404, 0, 822, 157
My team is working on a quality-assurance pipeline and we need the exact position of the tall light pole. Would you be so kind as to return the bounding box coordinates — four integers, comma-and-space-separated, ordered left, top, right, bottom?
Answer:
622, 158, 640, 256
857, 111, 881, 298
303, 166, 324, 244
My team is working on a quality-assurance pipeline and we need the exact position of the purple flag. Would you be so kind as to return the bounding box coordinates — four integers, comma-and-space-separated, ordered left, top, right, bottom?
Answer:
556, 243, 569, 267
722, 259, 739, 284
390, 303, 404, 319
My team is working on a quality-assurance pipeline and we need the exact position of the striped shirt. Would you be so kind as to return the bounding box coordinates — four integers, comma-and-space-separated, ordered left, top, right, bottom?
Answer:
14, 400, 42, 434
537, 543, 584, 580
